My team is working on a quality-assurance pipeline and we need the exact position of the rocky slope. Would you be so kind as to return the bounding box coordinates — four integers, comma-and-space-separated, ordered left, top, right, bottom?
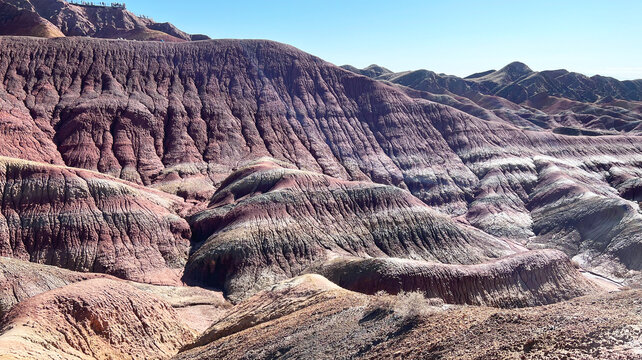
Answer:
175, 275, 642, 360
180, 274, 355, 353
0, 1, 64, 38
0, 156, 191, 284
0, 35, 480, 215
183, 158, 516, 300
0, 0, 208, 41
0, 278, 195, 359
310, 249, 598, 308
0, 11, 639, 359
0, 35, 640, 285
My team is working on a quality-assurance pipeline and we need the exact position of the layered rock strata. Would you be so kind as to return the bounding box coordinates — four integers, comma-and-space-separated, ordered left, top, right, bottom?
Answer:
310, 249, 598, 308
184, 159, 515, 300
0, 156, 191, 284
0, 0, 208, 41
0, 36, 640, 284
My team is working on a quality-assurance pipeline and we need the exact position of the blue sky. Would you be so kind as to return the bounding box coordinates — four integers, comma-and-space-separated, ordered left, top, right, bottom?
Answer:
125, 0, 642, 80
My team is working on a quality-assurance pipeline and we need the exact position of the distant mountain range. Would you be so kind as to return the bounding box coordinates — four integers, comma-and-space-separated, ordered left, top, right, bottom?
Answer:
342, 62, 642, 134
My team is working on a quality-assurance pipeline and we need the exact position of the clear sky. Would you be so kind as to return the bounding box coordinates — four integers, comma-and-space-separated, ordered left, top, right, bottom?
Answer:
125, 0, 642, 80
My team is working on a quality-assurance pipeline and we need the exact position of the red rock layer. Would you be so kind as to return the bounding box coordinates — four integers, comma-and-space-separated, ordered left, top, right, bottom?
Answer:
0, 278, 195, 359
0, 156, 191, 284
0, 36, 640, 284
310, 249, 598, 308
0, 36, 480, 213
184, 159, 515, 301
0, 2, 64, 38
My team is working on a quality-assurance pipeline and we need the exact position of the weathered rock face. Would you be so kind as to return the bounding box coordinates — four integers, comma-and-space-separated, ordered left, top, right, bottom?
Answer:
0, 256, 230, 332
0, 1, 64, 38
183, 159, 515, 300
128, 282, 231, 333
310, 249, 598, 308
526, 158, 642, 283
0, 36, 483, 214
0, 35, 640, 285
0, 0, 199, 41
175, 275, 642, 360
0, 278, 195, 360
0, 156, 191, 284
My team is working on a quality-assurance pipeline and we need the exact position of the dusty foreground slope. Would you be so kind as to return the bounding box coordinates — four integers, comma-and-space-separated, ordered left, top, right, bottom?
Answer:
175, 275, 641, 360
0, 257, 230, 359
0, 278, 195, 360
0, 256, 230, 330
0, 256, 112, 316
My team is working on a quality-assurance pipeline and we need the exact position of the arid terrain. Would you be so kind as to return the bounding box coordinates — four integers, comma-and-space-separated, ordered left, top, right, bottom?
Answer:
0, 0, 640, 359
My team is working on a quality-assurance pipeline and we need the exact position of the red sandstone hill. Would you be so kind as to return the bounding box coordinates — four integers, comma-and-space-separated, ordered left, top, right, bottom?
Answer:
0, 278, 196, 359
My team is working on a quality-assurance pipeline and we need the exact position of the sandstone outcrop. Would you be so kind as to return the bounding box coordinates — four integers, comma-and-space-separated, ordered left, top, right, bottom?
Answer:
183, 158, 515, 300
310, 249, 598, 308
0, 278, 195, 359
0, 156, 191, 284
0, 1, 64, 38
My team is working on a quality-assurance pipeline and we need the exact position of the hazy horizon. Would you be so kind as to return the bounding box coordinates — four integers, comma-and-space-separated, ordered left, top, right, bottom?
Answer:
124, 0, 642, 80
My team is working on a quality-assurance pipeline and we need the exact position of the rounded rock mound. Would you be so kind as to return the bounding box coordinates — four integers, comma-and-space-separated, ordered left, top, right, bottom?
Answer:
183, 158, 516, 301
